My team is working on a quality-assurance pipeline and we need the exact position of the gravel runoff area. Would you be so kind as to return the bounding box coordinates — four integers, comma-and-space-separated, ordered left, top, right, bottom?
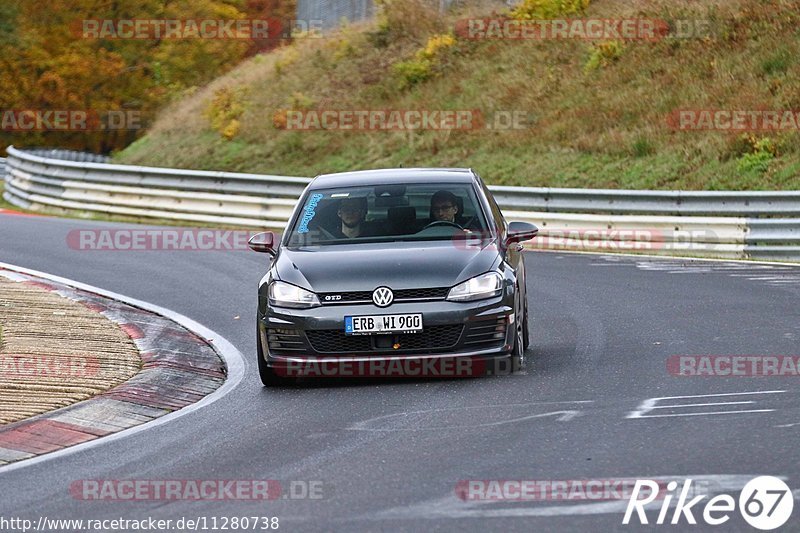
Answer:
0, 276, 142, 425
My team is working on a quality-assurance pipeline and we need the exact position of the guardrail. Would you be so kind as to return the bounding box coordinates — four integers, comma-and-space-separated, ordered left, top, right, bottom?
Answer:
3, 145, 799, 261
490, 186, 800, 217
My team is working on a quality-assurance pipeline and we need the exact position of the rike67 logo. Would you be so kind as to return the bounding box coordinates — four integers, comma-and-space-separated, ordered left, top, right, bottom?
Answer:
623, 476, 793, 530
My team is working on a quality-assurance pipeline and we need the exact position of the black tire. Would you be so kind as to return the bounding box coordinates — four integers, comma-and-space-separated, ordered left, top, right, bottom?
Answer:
511, 293, 525, 373
522, 297, 530, 350
256, 318, 292, 387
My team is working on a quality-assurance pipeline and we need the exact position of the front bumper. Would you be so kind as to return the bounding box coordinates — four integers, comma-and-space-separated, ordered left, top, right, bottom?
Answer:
258, 295, 515, 376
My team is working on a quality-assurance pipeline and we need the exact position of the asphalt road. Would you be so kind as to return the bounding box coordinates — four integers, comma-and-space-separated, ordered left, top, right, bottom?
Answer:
2, 212, 800, 532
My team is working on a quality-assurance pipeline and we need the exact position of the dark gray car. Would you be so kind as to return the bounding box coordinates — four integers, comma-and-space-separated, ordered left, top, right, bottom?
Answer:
249, 168, 538, 385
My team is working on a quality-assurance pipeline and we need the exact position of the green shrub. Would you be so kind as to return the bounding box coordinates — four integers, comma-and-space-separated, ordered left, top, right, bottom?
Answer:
737, 137, 777, 174
584, 40, 625, 73
274, 47, 300, 76
393, 58, 434, 88
737, 150, 773, 174
288, 91, 315, 110
761, 49, 792, 75
393, 33, 456, 89
632, 137, 655, 157
510, 0, 589, 21
204, 86, 249, 140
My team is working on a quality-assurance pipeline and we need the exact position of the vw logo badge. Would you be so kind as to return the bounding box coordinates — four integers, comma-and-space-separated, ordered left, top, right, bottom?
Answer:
372, 287, 394, 307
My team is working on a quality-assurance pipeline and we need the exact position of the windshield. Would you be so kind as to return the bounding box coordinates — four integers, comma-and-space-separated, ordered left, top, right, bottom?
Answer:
285, 183, 490, 247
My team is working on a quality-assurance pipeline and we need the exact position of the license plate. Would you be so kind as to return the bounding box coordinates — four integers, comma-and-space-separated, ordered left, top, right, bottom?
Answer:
345, 314, 423, 335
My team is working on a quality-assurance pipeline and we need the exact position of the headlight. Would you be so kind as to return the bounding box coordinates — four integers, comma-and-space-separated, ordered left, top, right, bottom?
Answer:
268, 281, 320, 309
447, 272, 503, 302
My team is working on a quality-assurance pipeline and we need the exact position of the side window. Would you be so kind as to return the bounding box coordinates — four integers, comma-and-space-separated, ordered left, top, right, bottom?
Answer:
479, 179, 505, 232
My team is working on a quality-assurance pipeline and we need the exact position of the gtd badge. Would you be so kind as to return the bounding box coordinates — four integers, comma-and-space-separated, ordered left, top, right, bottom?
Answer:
372, 287, 394, 307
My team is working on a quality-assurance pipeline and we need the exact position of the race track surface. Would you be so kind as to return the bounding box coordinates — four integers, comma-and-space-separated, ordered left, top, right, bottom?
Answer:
2, 213, 799, 532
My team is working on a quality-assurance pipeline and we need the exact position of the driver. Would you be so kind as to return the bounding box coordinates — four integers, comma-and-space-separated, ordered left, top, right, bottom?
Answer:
334, 196, 371, 238
430, 190, 460, 224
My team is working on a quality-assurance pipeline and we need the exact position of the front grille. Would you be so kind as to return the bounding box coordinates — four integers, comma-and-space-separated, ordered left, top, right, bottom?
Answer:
395, 287, 450, 300
267, 328, 306, 354
305, 330, 372, 353
306, 325, 464, 354
462, 317, 507, 349
395, 325, 462, 350
318, 287, 449, 305
319, 290, 372, 303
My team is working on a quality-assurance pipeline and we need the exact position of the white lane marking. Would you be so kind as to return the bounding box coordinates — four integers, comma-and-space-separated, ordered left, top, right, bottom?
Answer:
590, 255, 800, 292
631, 410, 774, 418
348, 401, 591, 431
641, 390, 784, 400
369, 475, 769, 520
651, 401, 754, 409
728, 275, 800, 279
592, 257, 797, 273
540, 247, 800, 267
627, 390, 785, 419
0, 261, 245, 475
349, 411, 583, 432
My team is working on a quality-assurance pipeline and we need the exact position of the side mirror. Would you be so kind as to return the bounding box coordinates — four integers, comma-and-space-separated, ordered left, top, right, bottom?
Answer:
248, 231, 277, 255
505, 221, 539, 246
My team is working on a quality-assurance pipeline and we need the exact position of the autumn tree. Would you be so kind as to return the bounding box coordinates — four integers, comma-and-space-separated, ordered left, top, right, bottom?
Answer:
0, 0, 296, 154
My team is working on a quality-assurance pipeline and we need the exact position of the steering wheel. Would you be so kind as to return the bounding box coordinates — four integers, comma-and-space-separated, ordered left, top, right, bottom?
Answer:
422, 220, 464, 230
317, 226, 338, 240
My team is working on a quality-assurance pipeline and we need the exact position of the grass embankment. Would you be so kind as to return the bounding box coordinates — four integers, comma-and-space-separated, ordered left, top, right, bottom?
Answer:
114, 0, 799, 189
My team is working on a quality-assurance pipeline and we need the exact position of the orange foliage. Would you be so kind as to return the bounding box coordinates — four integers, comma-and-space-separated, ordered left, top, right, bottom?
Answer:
0, 0, 296, 154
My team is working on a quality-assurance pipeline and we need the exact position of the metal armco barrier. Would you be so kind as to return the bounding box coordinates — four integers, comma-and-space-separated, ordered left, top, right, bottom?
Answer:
490, 186, 800, 217
3, 146, 799, 261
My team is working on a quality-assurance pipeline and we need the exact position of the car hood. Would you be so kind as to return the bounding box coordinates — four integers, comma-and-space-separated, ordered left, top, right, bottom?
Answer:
274, 239, 501, 292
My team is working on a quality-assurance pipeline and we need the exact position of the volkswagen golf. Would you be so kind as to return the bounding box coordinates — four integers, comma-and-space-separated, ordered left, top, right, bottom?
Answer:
249, 168, 538, 385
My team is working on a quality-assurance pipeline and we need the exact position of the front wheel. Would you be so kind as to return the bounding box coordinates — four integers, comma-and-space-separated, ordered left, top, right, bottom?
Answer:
510, 293, 526, 373
522, 297, 530, 350
256, 318, 292, 387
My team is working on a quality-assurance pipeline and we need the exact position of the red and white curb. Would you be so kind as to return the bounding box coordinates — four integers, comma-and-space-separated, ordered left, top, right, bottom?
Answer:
0, 262, 244, 471
0, 208, 39, 217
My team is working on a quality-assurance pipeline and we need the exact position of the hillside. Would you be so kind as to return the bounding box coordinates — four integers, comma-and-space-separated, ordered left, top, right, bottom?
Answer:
116, 0, 800, 190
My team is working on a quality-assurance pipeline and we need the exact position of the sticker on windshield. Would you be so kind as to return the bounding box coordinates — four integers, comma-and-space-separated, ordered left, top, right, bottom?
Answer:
297, 193, 324, 234
331, 193, 350, 198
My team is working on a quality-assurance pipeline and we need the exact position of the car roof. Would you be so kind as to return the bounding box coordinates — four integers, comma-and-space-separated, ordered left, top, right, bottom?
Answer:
309, 168, 477, 189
